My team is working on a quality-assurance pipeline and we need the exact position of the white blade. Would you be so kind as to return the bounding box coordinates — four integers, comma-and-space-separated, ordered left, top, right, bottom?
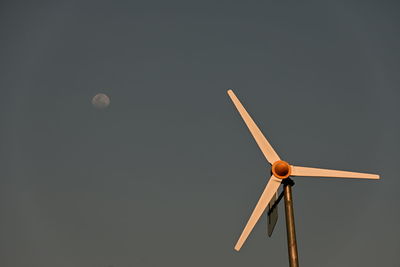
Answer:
235, 175, 282, 251
291, 165, 380, 179
227, 90, 280, 165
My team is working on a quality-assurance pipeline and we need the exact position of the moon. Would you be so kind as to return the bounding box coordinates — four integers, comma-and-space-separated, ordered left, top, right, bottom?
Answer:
91, 93, 110, 109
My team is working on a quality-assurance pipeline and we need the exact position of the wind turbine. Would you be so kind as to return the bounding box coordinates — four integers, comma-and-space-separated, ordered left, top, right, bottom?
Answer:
227, 90, 380, 267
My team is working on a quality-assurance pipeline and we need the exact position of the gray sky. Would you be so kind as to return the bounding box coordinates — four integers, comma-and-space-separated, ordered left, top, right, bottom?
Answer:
1, 1, 399, 266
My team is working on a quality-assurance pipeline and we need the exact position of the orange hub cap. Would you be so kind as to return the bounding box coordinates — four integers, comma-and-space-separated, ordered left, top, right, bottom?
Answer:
272, 160, 291, 179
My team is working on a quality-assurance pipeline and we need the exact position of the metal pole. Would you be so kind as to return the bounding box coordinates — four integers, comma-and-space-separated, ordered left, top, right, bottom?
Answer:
283, 178, 299, 267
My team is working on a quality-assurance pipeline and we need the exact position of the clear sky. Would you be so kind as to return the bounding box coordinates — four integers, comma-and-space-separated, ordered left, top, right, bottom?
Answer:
1, 1, 399, 266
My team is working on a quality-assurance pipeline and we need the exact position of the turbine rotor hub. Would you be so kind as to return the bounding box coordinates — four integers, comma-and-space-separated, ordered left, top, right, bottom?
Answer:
272, 160, 291, 179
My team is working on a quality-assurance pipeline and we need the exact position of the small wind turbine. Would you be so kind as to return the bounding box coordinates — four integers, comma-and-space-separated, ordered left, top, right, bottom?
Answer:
227, 90, 380, 267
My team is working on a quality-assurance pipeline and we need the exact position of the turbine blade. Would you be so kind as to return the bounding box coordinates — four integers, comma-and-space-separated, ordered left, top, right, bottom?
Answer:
291, 165, 380, 179
227, 90, 280, 165
235, 175, 282, 251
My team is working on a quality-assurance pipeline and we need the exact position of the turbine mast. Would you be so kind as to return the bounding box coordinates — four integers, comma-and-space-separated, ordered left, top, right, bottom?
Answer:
283, 179, 299, 267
